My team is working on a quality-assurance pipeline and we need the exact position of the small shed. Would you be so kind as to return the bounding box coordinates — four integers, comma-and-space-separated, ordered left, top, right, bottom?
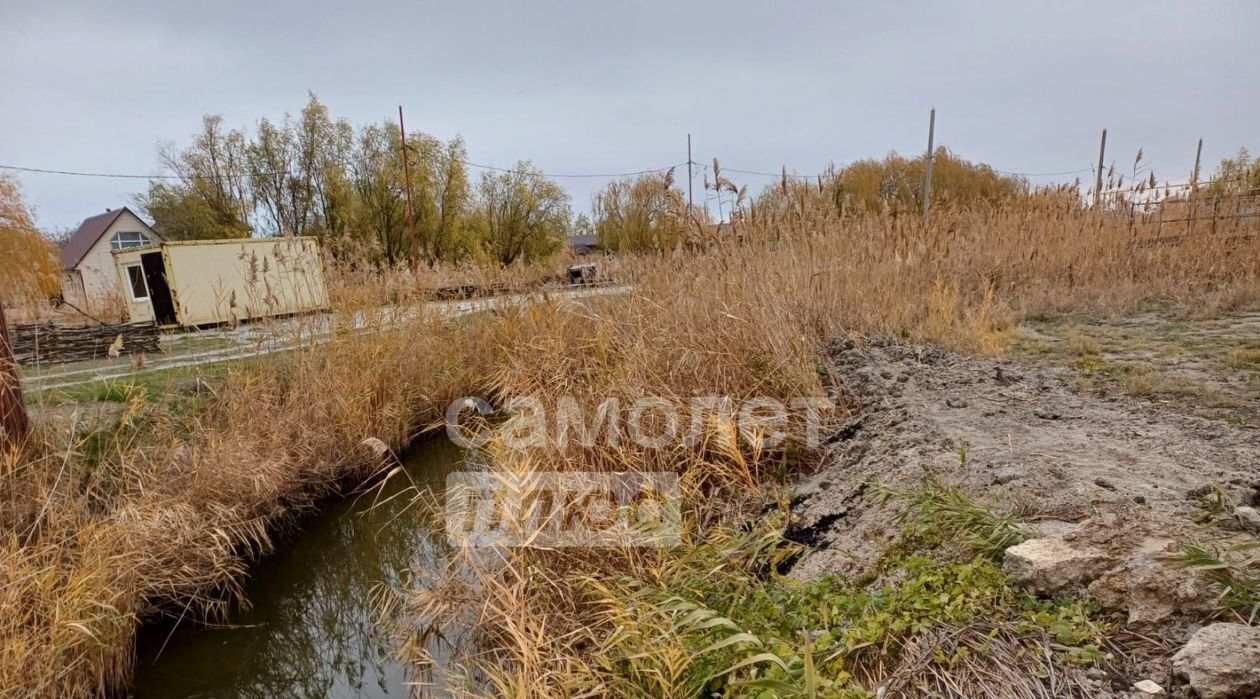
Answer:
61, 207, 163, 309
568, 234, 601, 255
112, 237, 329, 327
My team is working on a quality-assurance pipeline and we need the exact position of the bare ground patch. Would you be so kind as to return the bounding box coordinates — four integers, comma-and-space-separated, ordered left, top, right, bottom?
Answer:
788, 313, 1260, 696
1013, 307, 1260, 428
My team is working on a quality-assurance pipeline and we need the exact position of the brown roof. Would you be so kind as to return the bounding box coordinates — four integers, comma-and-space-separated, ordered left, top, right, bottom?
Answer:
61, 207, 153, 270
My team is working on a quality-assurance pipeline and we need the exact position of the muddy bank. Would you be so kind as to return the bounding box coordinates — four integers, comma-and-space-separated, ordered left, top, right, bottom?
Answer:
793, 334, 1258, 576
788, 333, 1260, 695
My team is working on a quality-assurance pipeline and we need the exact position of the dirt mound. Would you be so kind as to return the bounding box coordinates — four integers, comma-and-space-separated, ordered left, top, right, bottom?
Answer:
792, 335, 1258, 579
789, 334, 1260, 695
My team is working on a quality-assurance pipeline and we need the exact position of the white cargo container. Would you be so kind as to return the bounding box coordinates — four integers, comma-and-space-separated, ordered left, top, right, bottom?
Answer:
112, 237, 329, 327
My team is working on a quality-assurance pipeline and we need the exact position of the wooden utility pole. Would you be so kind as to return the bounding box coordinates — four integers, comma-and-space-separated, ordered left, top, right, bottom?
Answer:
0, 300, 30, 450
687, 134, 694, 212
398, 106, 418, 270
1190, 138, 1204, 236
1093, 128, 1107, 208
922, 108, 935, 224
1191, 138, 1203, 192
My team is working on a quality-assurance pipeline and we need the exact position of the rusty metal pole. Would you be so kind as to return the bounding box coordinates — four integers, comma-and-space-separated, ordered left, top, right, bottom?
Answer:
0, 300, 30, 449
398, 105, 418, 271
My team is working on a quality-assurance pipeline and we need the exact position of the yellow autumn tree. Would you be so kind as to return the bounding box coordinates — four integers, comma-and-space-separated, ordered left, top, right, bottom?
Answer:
0, 175, 60, 304
832, 148, 1027, 212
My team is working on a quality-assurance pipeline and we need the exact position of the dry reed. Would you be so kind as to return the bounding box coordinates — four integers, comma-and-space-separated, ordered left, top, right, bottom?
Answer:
0, 189, 1256, 697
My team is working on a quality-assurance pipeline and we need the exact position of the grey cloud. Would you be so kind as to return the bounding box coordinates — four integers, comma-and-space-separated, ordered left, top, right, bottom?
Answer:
1, 0, 1256, 229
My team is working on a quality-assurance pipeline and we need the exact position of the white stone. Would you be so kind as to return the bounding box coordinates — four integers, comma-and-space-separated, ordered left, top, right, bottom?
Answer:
1133, 679, 1164, 694
1172, 623, 1260, 699
1002, 537, 1111, 596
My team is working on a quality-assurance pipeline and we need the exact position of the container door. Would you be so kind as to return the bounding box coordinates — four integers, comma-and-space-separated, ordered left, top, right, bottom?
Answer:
141, 252, 178, 326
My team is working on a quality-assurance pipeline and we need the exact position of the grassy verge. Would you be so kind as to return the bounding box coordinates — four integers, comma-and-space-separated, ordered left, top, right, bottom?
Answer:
26, 361, 236, 407
1014, 306, 1260, 427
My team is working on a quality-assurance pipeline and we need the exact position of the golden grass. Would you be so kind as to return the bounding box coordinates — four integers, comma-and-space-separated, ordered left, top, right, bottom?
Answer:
1, 188, 1257, 696
393, 192, 1260, 696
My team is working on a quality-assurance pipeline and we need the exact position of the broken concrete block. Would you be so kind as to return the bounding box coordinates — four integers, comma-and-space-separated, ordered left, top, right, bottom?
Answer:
1087, 556, 1214, 625
1002, 537, 1111, 596
1172, 623, 1260, 699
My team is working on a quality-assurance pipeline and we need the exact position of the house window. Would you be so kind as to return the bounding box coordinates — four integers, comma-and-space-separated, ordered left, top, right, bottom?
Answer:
111, 231, 150, 251
124, 264, 149, 301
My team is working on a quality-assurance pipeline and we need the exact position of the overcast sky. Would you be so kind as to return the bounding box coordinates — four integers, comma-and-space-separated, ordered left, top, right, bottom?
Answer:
2, 0, 1257, 232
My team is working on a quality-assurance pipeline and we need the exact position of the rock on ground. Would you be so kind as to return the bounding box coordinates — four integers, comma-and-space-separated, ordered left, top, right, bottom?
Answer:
1002, 537, 1111, 596
1172, 623, 1260, 699
1087, 555, 1216, 625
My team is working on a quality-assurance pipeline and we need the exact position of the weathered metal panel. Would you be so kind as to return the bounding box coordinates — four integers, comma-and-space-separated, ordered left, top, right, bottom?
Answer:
162, 237, 329, 327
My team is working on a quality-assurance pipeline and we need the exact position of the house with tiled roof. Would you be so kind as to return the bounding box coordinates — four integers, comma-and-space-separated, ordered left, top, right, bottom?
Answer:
60, 207, 162, 309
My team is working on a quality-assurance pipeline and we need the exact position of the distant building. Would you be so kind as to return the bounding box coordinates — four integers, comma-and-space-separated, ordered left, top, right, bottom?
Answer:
60, 207, 163, 309
568, 234, 601, 255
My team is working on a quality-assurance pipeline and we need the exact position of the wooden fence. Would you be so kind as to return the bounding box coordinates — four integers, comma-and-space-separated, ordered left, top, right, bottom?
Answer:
9, 321, 161, 365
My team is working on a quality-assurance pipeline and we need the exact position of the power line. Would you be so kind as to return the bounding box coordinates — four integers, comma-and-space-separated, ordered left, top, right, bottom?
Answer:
716, 163, 1095, 181
2, 158, 1252, 190
459, 160, 683, 178
701, 164, 835, 181
993, 167, 1093, 177
0, 164, 177, 180
0, 160, 686, 183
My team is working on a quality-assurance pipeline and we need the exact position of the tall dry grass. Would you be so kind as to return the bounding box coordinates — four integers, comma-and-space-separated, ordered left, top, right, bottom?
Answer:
395, 191, 1260, 696
0, 283, 512, 696
0, 188, 1256, 697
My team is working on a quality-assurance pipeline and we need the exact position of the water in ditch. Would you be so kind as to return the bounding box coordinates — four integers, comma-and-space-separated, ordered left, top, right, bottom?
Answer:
130, 436, 465, 698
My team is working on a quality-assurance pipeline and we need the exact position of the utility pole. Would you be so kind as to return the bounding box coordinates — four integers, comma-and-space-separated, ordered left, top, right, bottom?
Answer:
0, 300, 29, 450
1191, 138, 1203, 192
922, 108, 935, 224
398, 106, 418, 270
1189, 137, 1204, 236
1093, 128, 1107, 208
687, 134, 694, 212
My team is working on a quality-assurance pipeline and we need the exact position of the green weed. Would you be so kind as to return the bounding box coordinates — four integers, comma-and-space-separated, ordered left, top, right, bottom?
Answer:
1175, 542, 1260, 623
876, 476, 1031, 560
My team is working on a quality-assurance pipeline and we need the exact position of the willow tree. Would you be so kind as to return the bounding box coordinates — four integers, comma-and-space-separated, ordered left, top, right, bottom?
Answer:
1206, 148, 1260, 198
249, 93, 356, 239
475, 162, 571, 265
592, 171, 687, 253
137, 95, 482, 265
400, 132, 477, 265
833, 148, 1027, 212
0, 175, 60, 304
135, 114, 253, 239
